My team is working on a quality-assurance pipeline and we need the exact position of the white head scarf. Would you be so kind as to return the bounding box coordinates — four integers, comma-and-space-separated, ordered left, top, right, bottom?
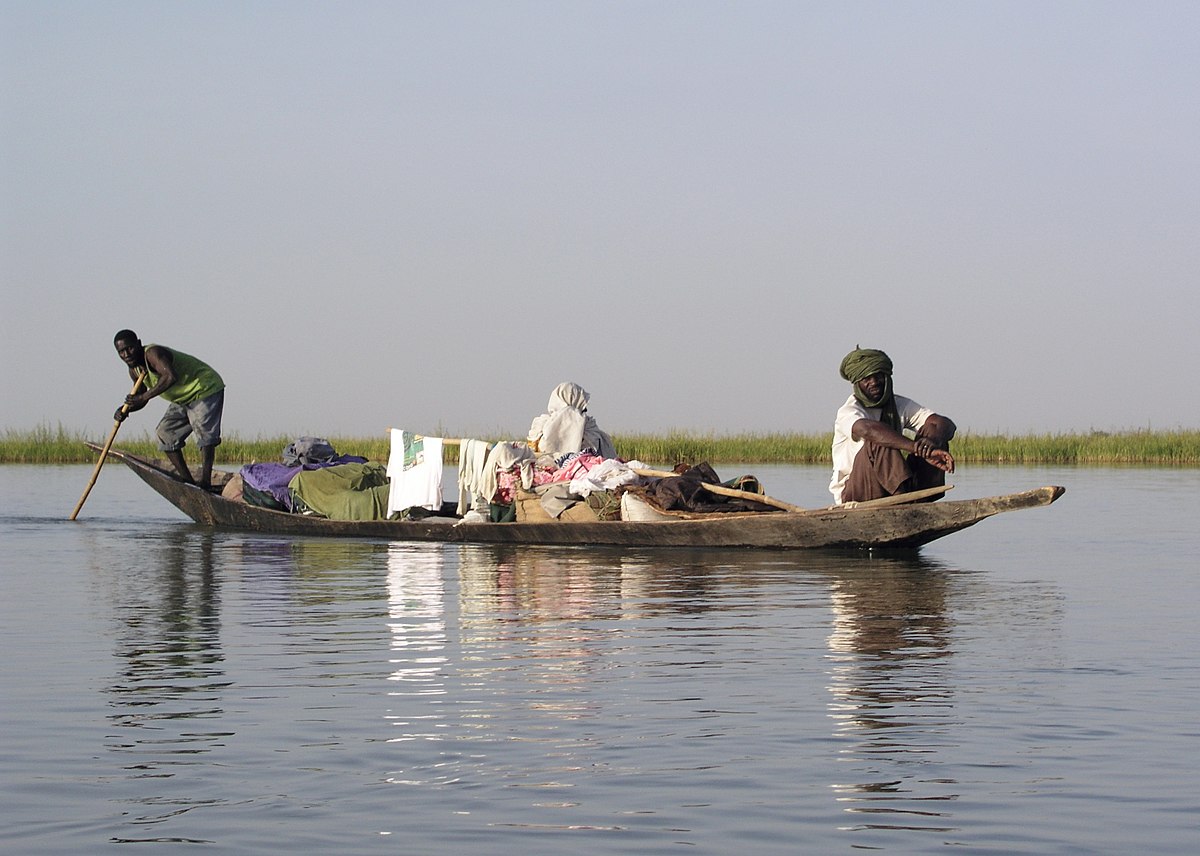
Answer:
546, 381, 590, 413
528, 382, 615, 459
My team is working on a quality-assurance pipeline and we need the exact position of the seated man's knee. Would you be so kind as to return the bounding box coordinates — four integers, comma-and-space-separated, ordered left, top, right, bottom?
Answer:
920, 414, 955, 444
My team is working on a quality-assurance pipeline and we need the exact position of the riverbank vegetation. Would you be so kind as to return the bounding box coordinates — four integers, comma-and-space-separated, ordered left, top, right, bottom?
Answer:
3, 425, 1199, 465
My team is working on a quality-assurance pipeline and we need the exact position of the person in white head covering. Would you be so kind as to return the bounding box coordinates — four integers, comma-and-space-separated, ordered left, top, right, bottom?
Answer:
527, 381, 617, 460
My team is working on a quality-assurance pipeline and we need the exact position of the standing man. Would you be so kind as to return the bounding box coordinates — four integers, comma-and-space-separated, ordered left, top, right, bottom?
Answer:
113, 329, 225, 490
829, 346, 956, 505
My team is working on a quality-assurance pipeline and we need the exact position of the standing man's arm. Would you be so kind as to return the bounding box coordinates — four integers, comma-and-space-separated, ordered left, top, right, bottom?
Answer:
124, 346, 177, 412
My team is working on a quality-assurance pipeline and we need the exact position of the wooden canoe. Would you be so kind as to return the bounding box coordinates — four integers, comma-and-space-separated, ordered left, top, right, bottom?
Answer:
93, 445, 1064, 550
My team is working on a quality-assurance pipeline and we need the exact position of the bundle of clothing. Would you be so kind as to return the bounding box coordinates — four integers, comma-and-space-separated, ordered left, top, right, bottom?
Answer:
622, 462, 777, 514
490, 450, 642, 503
237, 437, 389, 520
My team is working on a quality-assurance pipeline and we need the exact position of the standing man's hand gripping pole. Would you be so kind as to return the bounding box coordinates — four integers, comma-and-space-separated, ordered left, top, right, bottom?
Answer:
113, 345, 177, 421
71, 371, 146, 520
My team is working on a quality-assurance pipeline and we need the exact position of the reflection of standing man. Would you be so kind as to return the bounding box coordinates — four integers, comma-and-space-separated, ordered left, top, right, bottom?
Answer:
829, 347, 955, 505
113, 329, 225, 490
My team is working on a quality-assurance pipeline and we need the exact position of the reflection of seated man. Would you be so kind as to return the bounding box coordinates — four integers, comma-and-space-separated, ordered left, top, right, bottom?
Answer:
824, 560, 954, 749
526, 381, 616, 460
830, 347, 955, 505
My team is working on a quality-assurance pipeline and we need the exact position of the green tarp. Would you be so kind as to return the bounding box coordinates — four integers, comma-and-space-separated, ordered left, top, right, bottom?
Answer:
289, 463, 390, 521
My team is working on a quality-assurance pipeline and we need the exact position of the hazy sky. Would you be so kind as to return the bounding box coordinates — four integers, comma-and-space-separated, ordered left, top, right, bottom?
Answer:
4, 1, 1198, 442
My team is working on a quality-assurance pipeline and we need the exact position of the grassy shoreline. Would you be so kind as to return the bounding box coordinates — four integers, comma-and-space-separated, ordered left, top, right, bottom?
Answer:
3, 425, 1199, 466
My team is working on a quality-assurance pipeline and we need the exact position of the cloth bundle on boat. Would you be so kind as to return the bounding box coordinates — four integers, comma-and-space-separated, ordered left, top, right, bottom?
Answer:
289, 462, 390, 520
282, 437, 339, 466
457, 438, 493, 516
513, 485, 622, 523
482, 441, 537, 505
626, 462, 779, 514
489, 450, 647, 519
240, 439, 367, 511
563, 455, 642, 497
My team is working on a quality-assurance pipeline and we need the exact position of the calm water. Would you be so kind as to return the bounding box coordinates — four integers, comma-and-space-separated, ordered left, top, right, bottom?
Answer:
1, 463, 1197, 854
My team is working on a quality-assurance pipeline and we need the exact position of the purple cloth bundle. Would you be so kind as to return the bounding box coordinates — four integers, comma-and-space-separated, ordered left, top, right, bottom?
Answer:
240, 455, 367, 511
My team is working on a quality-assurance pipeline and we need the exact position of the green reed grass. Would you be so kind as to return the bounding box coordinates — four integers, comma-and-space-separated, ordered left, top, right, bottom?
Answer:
3, 425, 1198, 466
951, 430, 1200, 465
612, 429, 1200, 465
612, 432, 832, 465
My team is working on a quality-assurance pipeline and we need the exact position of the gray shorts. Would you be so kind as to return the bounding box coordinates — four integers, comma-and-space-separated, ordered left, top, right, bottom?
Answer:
156, 389, 224, 451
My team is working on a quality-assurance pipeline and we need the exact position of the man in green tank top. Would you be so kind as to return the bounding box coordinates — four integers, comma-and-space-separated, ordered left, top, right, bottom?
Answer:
113, 329, 225, 490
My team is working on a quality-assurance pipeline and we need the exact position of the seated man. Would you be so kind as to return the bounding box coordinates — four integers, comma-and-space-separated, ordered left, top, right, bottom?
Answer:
829, 347, 955, 505
526, 381, 617, 460
113, 329, 225, 490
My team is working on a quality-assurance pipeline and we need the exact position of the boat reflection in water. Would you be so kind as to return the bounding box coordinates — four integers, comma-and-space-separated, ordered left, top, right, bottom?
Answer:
383, 543, 621, 790
95, 530, 1064, 845
380, 542, 1000, 839
821, 555, 960, 833
383, 542, 451, 777
103, 531, 227, 843
105, 530, 225, 740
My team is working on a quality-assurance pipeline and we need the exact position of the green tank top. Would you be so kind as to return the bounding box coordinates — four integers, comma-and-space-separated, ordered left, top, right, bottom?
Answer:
143, 344, 224, 405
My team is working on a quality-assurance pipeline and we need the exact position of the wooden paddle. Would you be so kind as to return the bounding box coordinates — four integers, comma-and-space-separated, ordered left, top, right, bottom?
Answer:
633, 468, 952, 514
836, 483, 953, 509
70, 372, 145, 520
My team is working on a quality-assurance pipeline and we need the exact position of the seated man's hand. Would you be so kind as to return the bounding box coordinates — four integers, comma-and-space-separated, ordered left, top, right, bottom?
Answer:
925, 448, 955, 474
114, 407, 127, 422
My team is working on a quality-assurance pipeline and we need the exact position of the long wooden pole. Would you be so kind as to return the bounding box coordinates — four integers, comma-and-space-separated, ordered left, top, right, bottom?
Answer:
633, 469, 952, 513
70, 372, 145, 520
836, 483, 952, 509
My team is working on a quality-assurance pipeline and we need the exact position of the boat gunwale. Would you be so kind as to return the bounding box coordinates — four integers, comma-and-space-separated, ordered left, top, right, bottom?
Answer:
88, 444, 1065, 550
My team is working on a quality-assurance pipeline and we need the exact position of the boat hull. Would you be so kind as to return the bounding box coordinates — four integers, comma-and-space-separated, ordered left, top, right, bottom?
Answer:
95, 446, 1065, 550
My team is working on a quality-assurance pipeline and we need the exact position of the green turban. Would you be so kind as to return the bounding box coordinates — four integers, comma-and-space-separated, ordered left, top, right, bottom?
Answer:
839, 347, 893, 384
839, 346, 900, 428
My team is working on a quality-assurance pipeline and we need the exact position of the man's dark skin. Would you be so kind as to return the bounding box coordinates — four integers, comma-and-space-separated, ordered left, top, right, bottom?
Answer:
114, 334, 215, 489
851, 371, 957, 474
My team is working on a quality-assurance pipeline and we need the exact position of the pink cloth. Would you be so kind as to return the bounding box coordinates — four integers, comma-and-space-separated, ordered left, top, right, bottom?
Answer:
551, 453, 605, 483
495, 466, 556, 503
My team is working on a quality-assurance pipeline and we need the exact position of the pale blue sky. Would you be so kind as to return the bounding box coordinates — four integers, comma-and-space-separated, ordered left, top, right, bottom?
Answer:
4, 1, 1198, 441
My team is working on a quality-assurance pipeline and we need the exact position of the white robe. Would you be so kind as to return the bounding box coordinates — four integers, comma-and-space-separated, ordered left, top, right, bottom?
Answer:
386, 429, 444, 514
